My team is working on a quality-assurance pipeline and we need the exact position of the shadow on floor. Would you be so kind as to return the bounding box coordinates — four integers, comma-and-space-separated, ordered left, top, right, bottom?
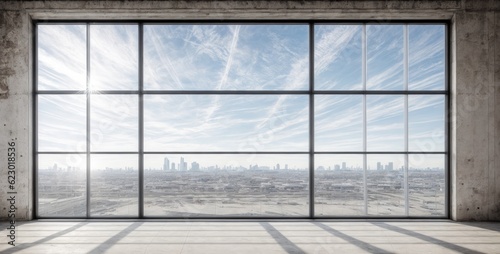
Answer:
5, 222, 88, 254
87, 222, 144, 254
313, 222, 395, 254
260, 222, 306, 254
373, 222, 485, 254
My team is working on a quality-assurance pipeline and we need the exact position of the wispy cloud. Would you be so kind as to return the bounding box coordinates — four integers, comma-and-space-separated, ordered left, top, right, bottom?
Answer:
315, 95, 363, 151
38, 95, 86, 151
144, 95, 308, 151
367, 25, 404, 90
38, 24, 446, 166
409, 25, 445, 90
315, 25, 362, 90
38, 25, 86, 90
90, 95, 138, 151
367, 96, 405, 151
89, 25, 138, 90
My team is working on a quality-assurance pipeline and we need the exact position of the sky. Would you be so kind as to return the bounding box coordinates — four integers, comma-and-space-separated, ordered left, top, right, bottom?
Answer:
37, 23, 446, 170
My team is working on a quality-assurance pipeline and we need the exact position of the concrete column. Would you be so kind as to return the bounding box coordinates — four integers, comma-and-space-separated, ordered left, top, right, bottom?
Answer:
0, 9, 33, 220
453, 10, 500, 221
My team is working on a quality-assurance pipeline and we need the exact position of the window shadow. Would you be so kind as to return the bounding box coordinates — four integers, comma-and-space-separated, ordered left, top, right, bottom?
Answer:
373, 222, 485, 254
312, 222, 395, 254
259, 222, 306, 254
87, 222, 144, 254
6, 222, 88, 254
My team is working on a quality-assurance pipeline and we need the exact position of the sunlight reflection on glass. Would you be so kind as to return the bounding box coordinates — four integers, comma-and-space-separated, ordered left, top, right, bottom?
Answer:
90, 25, 138, 90
38, 25, 86, 90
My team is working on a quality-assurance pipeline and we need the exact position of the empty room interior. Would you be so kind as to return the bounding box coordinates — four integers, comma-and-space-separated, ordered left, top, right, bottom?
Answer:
0, 0, 499, 253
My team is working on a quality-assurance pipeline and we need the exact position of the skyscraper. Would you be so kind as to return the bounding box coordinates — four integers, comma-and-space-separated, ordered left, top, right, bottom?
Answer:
180, 157, 187, 171
191, 161, 200, 171
163, 157, 170, 171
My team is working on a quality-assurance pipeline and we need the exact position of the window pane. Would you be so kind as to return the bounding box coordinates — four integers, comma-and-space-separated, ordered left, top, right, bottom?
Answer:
409, 25, 445, 90
90, 25, 138, 90
144, 95, 309, 152
144, 154, 308, 217
409, 154, 446, 216
367, 25, 404, 90
367, 155, 405, 216
38, 95, 86, 152
367, 95, 405, 151
90, 95, 138, 152
144, 25, 309, 90
315, 95, 363, 151
38, 154, 86, 217
38, 25, 86, 90
315, 25, 362, 90
409, 95, 445, 152
90, 155, 138, 217
315, 155, 364, 216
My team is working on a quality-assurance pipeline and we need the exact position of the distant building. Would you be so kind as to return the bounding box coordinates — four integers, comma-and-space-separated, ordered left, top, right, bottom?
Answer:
179, 157, 187, 171
171, 162, 176, 171
377, 162, 383, 171
342, 162, 346, 170
191, 161, 200, 171
163, 157, 170, 171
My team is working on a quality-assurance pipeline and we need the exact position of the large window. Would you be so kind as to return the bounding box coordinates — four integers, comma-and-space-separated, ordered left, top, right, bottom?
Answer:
36, 22, 447, 218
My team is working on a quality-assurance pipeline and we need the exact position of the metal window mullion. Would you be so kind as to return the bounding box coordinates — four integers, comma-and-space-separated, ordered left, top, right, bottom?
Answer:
86, 23, 91, 218
445, 23, 451, 218
33, 23, 39, 218
404, 24, 409, 216
309, 23, 315, 218
362, 24, 368, 216
138, 23, 144, 218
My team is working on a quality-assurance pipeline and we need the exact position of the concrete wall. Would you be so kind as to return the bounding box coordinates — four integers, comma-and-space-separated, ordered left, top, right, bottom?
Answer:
0, 0, 498, 221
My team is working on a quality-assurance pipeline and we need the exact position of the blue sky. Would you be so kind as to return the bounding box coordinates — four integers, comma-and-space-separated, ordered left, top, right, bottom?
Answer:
37, 24, 446, 170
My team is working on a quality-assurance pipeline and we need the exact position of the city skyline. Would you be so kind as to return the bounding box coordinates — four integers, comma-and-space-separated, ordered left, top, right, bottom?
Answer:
38, 153, 445, 172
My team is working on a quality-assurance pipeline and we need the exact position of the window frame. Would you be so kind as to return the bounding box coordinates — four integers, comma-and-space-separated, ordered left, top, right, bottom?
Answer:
33, 20, 450, 219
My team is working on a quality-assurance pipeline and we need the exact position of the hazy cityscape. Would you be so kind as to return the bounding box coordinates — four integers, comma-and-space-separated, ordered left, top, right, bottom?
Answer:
38, 157, 445, 217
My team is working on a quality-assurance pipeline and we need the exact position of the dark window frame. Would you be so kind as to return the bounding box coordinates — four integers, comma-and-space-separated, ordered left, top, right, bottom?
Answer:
33, 20, 450, 219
